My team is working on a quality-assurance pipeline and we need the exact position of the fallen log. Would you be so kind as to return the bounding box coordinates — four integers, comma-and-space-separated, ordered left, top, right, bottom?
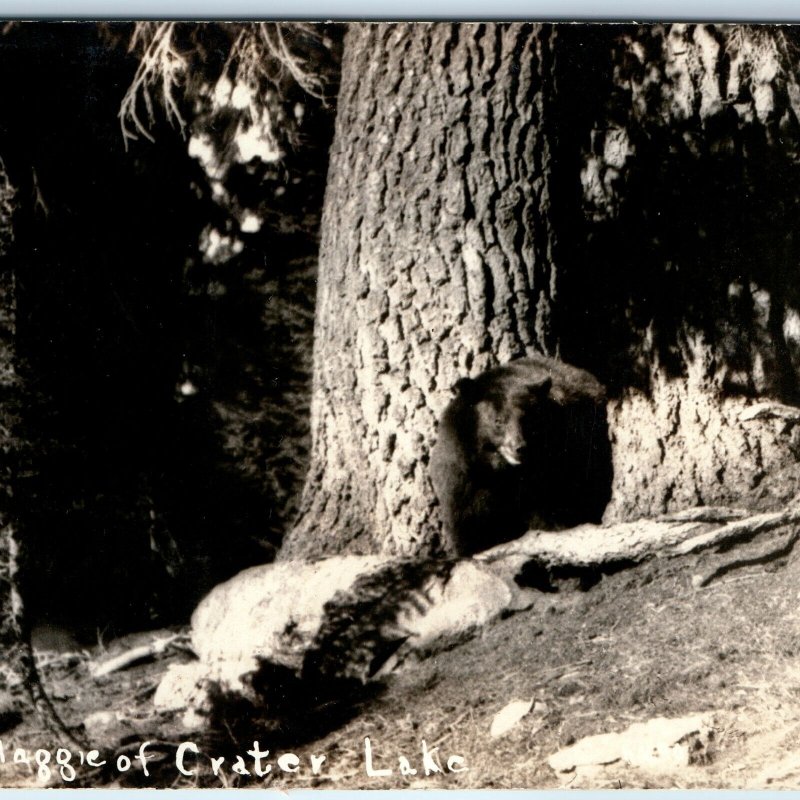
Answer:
477, 501, 800, 586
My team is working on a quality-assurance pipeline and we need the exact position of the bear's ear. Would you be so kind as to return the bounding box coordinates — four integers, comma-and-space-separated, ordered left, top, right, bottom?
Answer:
526, 376, 553, 401
454, 377, 477, 401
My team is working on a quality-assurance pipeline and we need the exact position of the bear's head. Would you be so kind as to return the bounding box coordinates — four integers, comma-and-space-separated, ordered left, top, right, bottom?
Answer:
454, 374, 553, 470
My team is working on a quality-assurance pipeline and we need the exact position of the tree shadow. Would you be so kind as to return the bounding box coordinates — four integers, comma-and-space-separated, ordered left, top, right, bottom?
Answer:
553, 25, 800, 403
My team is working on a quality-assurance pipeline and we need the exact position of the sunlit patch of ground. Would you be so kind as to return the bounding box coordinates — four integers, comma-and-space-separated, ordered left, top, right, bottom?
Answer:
5, 542, 800, 788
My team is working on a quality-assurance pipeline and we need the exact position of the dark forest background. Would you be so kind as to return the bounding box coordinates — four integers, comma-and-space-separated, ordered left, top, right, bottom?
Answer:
4, 23, 334, 636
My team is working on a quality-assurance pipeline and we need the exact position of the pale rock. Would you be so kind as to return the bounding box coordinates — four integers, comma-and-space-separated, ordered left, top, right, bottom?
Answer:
549, 729, 624, 771
376, 559, 517, 673
83, 710, 136, 743
490, 699, 533, 738
191, 555, 392, 670
153, 661, 212, 713
155, 554, 518, 728
621, 715, 714, 770
548, 714, 715, 774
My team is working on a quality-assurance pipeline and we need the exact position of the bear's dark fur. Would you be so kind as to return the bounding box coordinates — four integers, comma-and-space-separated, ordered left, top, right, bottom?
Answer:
430, 355, 612, 557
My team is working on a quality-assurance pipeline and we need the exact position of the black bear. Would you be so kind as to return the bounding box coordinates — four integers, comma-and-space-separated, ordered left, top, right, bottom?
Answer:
430, 355, 611, 557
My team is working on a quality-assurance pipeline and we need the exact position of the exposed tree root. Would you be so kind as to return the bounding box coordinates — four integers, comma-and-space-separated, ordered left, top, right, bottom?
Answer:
477, 499, 800, 588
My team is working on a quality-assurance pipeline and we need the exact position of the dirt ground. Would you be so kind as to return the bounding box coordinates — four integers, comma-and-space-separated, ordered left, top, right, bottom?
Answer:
4, 540, 800, 789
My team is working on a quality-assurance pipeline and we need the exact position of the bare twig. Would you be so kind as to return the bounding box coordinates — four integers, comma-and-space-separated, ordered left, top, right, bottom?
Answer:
90, 633, 192, 678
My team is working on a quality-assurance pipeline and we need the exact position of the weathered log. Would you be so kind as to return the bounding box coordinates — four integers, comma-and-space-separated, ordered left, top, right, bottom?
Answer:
477, 501, 800, 586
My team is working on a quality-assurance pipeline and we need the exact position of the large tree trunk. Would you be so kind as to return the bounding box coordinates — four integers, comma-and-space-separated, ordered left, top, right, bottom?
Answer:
281, 23, 560, 559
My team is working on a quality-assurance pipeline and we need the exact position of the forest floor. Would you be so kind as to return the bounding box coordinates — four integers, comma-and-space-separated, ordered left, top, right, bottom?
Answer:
4, 539, 800, 789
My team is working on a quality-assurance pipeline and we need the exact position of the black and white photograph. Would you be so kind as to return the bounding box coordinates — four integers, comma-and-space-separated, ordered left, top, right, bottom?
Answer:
1, 20, 800, 789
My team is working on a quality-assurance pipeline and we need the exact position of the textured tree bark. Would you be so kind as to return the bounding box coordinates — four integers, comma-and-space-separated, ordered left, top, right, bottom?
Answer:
605, 337, 800, 522
281, 23, 560, 559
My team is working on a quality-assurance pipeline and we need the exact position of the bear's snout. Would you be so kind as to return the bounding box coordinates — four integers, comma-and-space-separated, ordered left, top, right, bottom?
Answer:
498, 431, 526, 465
